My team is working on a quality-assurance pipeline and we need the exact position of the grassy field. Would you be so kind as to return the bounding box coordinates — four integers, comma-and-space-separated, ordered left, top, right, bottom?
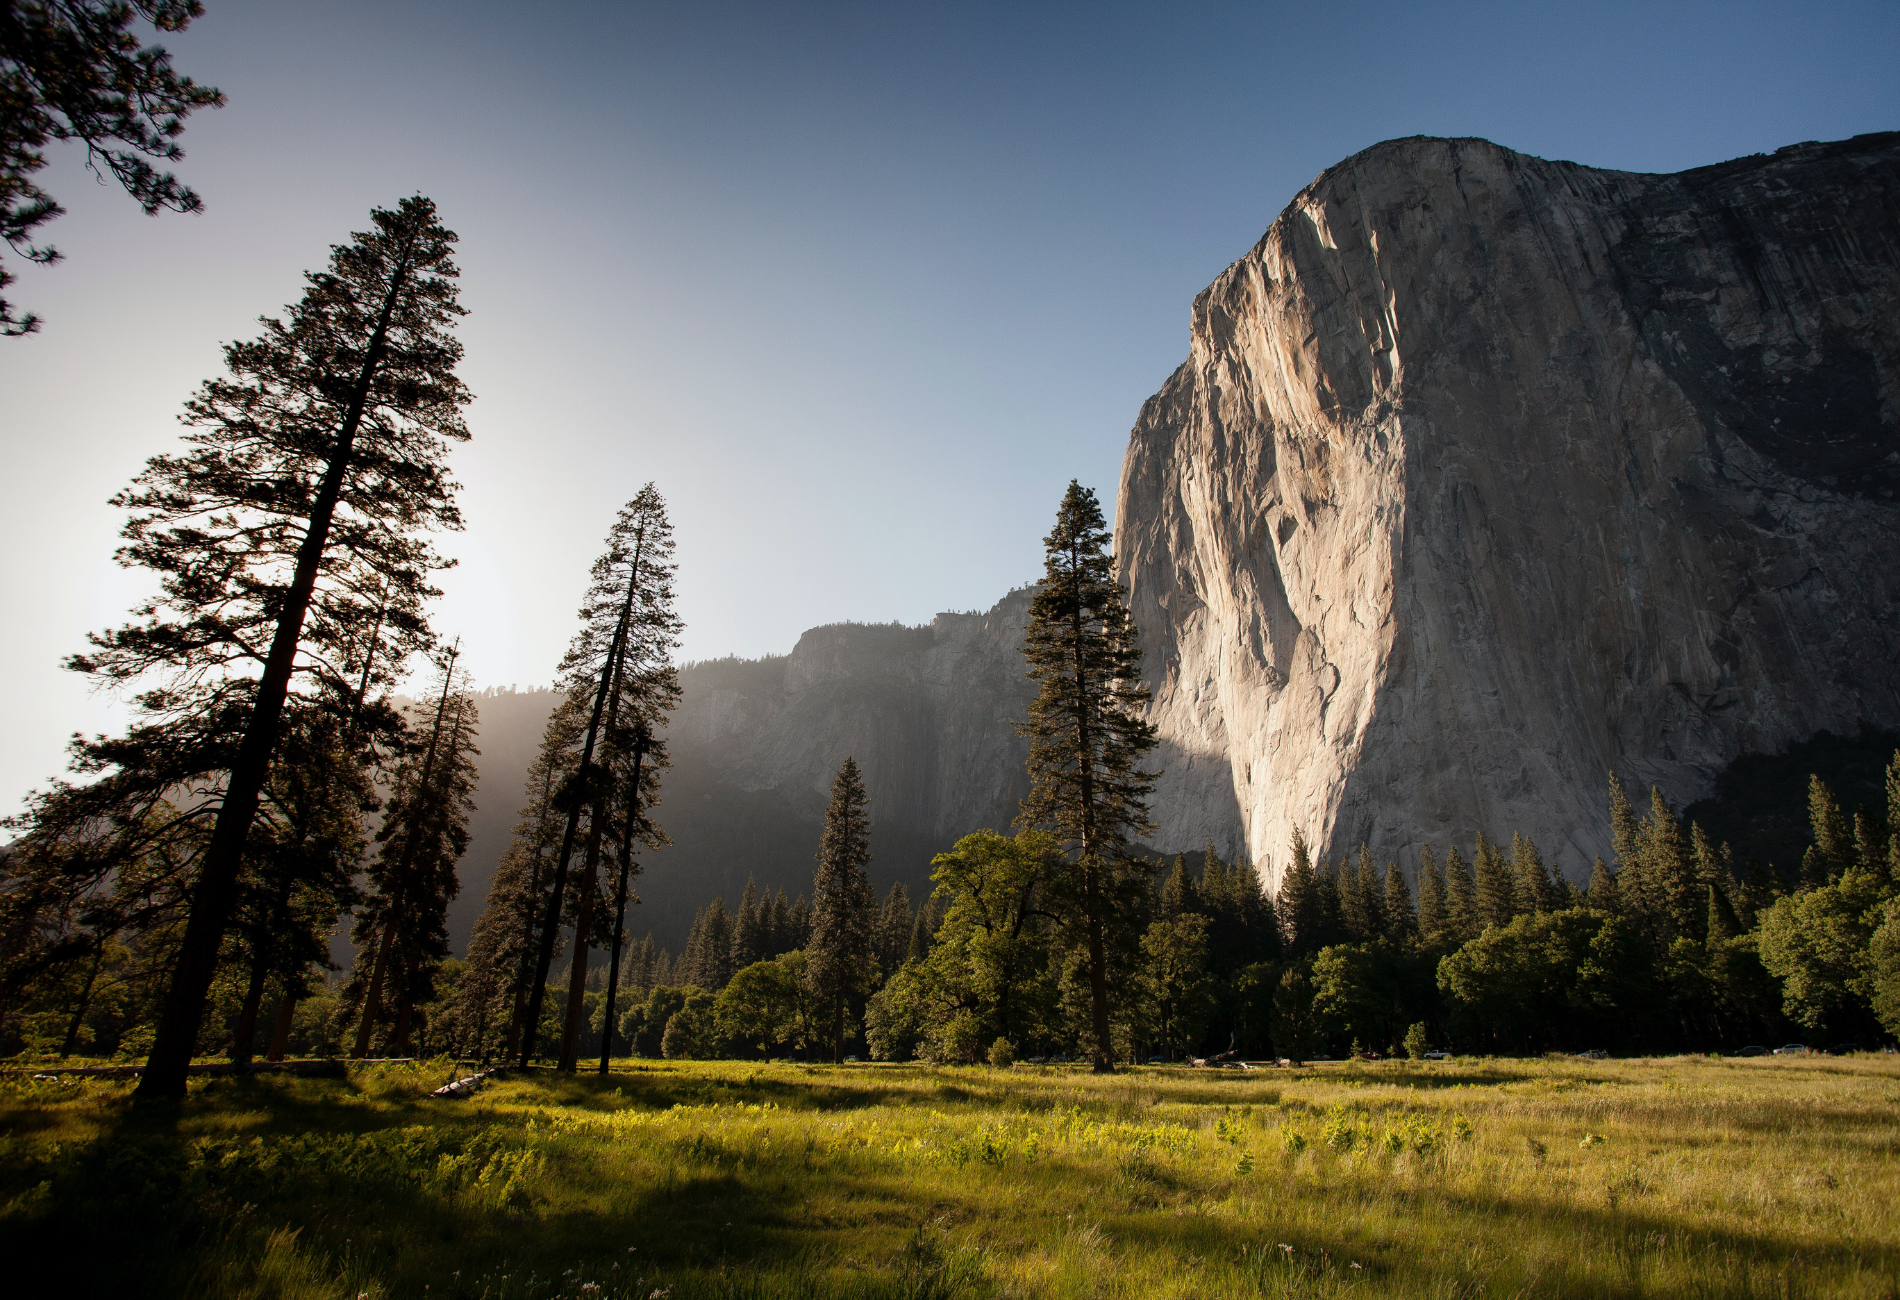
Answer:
1, 1053, 1897, 1299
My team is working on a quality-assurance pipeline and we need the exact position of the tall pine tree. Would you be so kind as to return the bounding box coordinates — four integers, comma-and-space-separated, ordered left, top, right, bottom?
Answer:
1444, 847, 1478, 942
1511, 833, 1558, 915
1017, 481, 1158, 1072
1473, 834, 1517, 930
520, 488, 676, 1067
349, 645, 478, 1057
592, 487, 683, 1071
1415, 846, 1450, 948
1383, 861, 1417, 947
809, 757, 877, 1062
1278, 831, 1324, 955
70, 197, 473, 1099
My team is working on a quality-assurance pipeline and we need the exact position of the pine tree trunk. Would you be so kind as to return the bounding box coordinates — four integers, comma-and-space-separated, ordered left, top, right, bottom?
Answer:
135, 234, 421, 1102
352, 922, 398, 1058
1069, 567, 1114, 1075
394, 958, 414, 1057
232, 948, 270, 1070
266, 992, 296, 1062
558, 818, 607, 1070
503, 982, 527, 1061
58, 939, 107, 1060
598, 742, 645, 1074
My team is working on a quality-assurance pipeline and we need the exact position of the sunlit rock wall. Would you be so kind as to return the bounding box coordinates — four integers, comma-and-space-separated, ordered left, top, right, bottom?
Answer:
1116, 133, 1900, 886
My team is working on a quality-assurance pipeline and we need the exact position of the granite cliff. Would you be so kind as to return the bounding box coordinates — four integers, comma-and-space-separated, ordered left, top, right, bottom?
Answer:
1116, 132, 1900, 887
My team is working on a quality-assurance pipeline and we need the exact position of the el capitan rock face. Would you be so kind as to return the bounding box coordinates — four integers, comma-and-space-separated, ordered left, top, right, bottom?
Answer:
1116, 133, 1900, 887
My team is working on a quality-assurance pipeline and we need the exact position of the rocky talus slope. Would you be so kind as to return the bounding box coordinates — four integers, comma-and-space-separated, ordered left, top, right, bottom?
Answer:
1117, 133, 1900, 886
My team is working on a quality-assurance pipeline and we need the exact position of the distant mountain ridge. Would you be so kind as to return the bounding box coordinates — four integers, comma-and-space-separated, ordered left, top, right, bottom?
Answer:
448, 588, 1039, 954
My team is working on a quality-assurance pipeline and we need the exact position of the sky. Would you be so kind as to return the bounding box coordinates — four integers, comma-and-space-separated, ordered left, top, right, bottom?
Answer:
1, 0, 1896, 814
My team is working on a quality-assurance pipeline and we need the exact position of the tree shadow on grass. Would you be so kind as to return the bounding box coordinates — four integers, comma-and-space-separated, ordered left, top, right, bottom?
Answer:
1105, 1185, 1890, 1300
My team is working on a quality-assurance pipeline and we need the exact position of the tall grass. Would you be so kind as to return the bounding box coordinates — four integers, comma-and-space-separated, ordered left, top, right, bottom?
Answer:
2, 1053, 1896, 1298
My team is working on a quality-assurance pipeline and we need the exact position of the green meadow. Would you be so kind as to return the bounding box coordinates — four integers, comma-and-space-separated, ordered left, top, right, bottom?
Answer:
2, 1054, 1896, 1299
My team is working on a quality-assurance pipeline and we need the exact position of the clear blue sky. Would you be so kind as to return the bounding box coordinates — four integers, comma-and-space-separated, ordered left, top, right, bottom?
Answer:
1, 0, 1895, 811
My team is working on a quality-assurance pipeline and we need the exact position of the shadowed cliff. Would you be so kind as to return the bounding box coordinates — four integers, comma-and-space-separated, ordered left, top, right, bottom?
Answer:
447, 590, 1037, 952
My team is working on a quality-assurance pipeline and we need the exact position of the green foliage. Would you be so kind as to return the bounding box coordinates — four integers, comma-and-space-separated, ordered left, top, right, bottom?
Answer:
865, 829, 1067, 1063
660, 989, 717, 1059
1756, 870, 1885, 1036
1271, 963, 1318, 1062
1472, 834, 1515, 930
1403, 1021, 1429, 1059
1438, 909, 1646, 1053
714, 951, 822, 1058
1309, 943, 1392, 1053
1870, 897, 1900, 1039
1140, 912, 1211, 1059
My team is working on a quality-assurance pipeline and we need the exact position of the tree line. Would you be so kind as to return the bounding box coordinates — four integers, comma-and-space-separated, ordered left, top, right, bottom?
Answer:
494, 766, 1899, 1069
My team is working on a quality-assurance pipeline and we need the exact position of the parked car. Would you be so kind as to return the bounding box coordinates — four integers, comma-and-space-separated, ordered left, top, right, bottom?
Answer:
1772, 1043, 1808, 1055
1734, 1045, 1770, 1057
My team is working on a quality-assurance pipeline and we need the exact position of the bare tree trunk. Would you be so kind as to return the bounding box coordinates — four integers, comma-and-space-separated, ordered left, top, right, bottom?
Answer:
503, 982, 527, 1061
1071, 565, 1114, 1075
266, 991, 296, 1062
231, 949, 270, 1070
393, 955, 414, 1057
558, 818, 607, 1070
136, 233, 422, 1101
598, 740, 646, 1074
352, 922, 397, 1058
58, 939, 107, 1060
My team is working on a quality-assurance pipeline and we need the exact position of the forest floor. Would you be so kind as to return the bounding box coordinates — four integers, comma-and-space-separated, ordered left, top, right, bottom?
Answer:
1, 1053, 1897, 1299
